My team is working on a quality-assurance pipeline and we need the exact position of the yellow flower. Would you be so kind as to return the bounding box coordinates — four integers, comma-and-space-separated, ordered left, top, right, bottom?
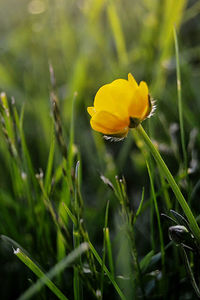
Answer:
87, 73, 154, 140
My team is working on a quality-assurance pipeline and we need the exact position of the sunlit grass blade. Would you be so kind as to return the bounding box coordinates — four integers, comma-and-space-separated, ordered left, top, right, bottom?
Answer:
51, 91, 68, 160
104, 228, 115, 276
151, 0, 187, 94
173, 26, 187, 172
14, 243, 89, 300
101, 200, 109, 297
13, 103, 38, 193
73, 160, 83, 300
133, 126, 172, 211
62, 202, 77, 226
0, 92, 15, 142
15, 248, 68, 300
89, 241, 127, 300
106, 1, 128, 65
44, 121, 55, 193
1, 235, 32, 258
102, 201, 114, 282
68, 92, 77, 171
133, 187, 145, 225
136, 125, 200, 245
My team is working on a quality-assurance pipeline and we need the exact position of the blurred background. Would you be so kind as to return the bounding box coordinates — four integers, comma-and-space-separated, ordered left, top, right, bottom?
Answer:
0, 0, 200, 299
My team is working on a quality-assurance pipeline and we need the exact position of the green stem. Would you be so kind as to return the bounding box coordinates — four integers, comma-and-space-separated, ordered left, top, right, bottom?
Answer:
173, 27, 187, 172
146, 160, 165, 271
135, 124, 200, 245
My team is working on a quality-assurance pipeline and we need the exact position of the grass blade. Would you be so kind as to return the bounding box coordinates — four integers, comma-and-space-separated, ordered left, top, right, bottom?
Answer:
44, 121, 55, 192
104, 228, 115, 276
173, 27, 187, 172
106, 1, 128, 65
15, 243, 89, 300
146, 160, 165, 282
89, 240, 127, 300
136, 125, 200, 245
101, 200, 110, 297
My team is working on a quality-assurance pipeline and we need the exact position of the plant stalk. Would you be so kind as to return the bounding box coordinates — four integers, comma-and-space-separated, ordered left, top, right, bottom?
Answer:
135, 124, 200, 245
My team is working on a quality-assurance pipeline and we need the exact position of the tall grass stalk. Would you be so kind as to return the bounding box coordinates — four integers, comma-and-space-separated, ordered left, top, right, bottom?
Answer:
146, 160, 166, 290
135, 125, 200, 244
101, 200, 110, 297
173, 27, 187, 172
89, 241, 127, 300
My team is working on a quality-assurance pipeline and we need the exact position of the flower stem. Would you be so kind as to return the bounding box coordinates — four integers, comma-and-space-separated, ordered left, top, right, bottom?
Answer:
136, 124, 200, 245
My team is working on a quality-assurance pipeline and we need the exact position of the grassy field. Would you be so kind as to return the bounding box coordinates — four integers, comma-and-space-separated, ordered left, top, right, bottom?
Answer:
1, 0, 200, 299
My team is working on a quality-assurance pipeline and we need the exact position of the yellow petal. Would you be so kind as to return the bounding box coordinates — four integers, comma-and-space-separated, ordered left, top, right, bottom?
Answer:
128, 81, 149, 120
139, 81, 148, 96
90, 110, 129, 135
93, 79, 136, 120
128, 73, 138, 89
87, 106, 96, 117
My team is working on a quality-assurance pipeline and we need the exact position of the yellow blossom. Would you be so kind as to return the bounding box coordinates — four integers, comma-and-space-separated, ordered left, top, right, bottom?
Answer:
87, 73, 154, 140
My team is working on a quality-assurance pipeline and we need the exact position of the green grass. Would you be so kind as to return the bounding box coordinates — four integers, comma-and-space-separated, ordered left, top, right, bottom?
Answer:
1, 0, 200, 299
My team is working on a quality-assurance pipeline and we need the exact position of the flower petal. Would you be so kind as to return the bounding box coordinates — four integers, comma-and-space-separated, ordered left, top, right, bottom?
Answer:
93, 78, 136, 120
87, 106, 96, 117
128, 81, 149, 120
90, 110, 129, 135
128, 73, 138, 89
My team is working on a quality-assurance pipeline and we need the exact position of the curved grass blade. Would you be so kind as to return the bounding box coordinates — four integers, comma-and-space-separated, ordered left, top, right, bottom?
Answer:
15, 243, 89, 300
136, 125, 200, 245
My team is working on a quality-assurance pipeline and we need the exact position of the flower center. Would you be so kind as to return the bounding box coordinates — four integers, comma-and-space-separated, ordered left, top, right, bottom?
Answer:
129, 117, 140, 128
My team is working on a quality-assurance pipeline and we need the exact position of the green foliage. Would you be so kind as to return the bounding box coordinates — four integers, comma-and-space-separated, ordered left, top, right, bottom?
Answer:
1, 0, 200, 299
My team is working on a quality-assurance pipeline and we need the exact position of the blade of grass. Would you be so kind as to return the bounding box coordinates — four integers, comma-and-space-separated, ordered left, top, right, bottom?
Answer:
182, 247, 200, 297
136, 125, 200, 245
62, 202, 77, 227
101, 200, 110, 297
68, 92, 77, 171
73, 160, 83, 300
133, 187, 145, 225
0, 93, 15, 141
15, 243, 89, 300
105, 228, 115, 276
173, 27, 187, 172
13, 103, 38, 193
44, 120, 55, 193
89, 240, 127, 300
106, 0, 128, 65
146, 159, 165, 281
158, 167, 172, 209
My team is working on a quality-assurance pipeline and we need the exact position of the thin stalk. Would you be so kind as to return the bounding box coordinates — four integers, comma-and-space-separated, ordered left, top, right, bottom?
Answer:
150, 188, 156, 252
173, 27, 187, 172
129, 229, 146, 299
101, 201, 110, 297
89, 241, 127, 300
158, 166, 172, 210
135, 125, 200, 245
146, 160, 165, 279
105, 228, 115, 276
